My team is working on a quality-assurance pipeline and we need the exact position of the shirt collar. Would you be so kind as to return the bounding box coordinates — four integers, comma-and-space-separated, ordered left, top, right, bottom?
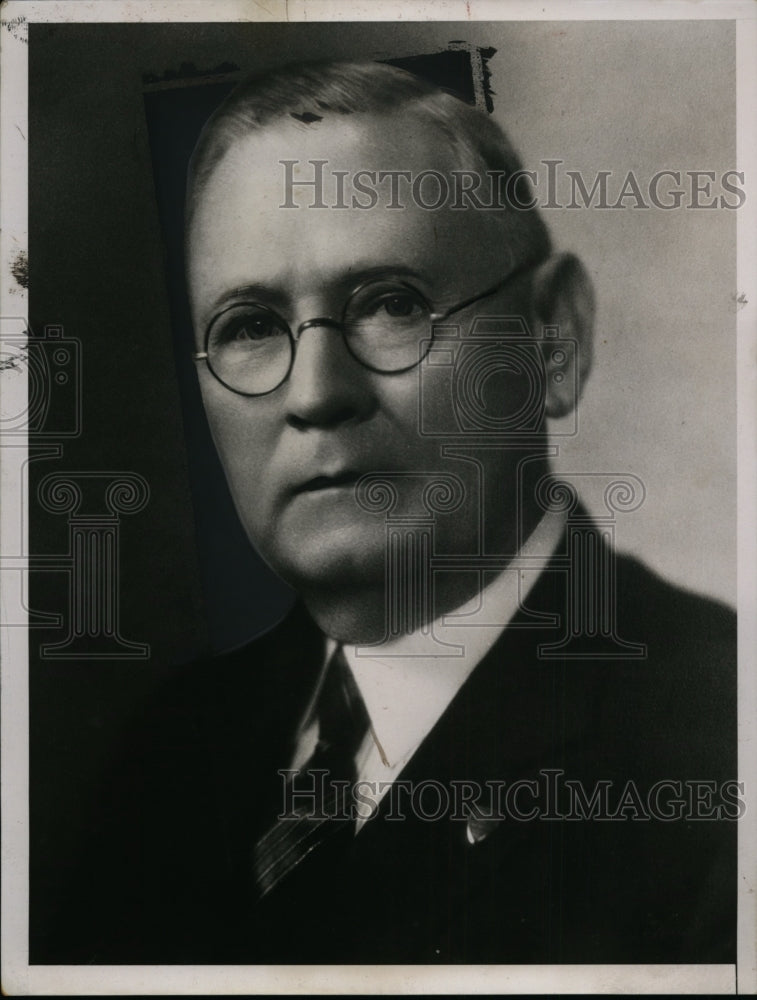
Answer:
330, 510, 566, 769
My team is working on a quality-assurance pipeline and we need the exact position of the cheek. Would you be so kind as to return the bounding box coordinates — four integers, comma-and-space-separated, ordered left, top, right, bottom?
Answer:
200, 384, 277, 500
372, 373, 425, 447
379, 370, 459, 468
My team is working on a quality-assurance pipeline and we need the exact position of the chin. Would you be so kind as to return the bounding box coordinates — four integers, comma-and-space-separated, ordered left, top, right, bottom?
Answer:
259, 521, 387, 595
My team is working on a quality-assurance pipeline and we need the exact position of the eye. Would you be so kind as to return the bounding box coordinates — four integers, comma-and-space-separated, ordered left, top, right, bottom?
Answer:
352, 284, 428, 324
231, 317, 276, 341
381, 292, 422, 318
209, 306, 288, 348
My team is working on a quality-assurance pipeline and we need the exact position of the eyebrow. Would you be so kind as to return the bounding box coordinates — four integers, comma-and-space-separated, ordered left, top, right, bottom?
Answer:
206, 282, 289, 322
342, 264, 428, 287
204, 264, 431, 325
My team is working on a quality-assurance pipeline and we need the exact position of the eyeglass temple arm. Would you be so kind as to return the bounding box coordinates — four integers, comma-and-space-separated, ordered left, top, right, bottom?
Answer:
432, 257, 542, 322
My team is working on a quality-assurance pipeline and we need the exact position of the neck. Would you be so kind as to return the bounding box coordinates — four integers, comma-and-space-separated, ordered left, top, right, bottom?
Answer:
301, 499, 547, 645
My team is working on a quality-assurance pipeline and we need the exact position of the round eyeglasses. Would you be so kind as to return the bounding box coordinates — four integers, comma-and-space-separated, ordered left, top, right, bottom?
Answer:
192, 259, 540, 397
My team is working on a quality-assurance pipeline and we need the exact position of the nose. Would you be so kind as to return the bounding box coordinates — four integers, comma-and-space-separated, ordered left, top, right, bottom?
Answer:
284, 319, 377, 430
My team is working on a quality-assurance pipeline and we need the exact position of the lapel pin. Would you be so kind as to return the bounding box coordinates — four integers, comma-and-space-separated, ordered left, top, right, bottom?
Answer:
465, 816, 502, 845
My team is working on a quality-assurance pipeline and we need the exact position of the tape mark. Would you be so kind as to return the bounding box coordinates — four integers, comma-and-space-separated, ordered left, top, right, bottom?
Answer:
142, 60, 240, 86
10, 250, 28, 290
1, 15, 28, 44
0, 350, 27, 374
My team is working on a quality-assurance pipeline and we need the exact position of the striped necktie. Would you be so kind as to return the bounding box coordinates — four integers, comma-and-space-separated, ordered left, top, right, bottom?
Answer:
253, 644, 370, 900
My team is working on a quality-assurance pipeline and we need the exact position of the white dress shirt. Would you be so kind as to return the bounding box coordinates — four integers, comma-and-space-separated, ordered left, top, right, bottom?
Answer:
290, 509, 566, 830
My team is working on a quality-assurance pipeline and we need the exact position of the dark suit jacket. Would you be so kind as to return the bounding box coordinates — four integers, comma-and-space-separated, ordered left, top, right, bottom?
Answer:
37, 530, 737, 965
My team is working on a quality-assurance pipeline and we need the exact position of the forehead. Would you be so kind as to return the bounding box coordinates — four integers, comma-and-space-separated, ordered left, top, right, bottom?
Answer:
187, 112, 506, 323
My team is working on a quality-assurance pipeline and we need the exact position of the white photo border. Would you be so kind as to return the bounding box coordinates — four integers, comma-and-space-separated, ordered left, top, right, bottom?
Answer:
1, 1, 755, 994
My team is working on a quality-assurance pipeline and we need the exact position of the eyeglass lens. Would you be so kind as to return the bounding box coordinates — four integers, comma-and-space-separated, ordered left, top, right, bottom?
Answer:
205, 280, 433, 395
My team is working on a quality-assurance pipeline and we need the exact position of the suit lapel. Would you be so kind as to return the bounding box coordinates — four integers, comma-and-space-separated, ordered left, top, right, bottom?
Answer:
326, 550, 576, 954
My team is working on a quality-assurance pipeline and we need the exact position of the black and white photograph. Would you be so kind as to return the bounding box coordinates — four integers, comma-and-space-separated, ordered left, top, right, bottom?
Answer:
1, 1, 755, 994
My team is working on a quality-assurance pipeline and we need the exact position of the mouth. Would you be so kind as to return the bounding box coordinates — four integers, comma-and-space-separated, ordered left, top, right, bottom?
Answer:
296, 470, 362, 494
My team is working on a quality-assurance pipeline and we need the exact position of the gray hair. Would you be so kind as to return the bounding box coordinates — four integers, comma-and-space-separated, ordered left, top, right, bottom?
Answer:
186, 58, 551, 261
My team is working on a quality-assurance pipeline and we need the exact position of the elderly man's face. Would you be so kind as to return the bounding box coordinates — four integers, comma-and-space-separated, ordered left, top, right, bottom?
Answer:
188, 112, 537, 601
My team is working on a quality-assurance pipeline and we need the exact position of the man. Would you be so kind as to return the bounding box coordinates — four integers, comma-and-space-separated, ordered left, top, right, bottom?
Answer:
48, 59, 736, 965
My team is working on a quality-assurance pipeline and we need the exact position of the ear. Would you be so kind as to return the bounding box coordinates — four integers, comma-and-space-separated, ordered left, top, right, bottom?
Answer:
530, 252, 595, 419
